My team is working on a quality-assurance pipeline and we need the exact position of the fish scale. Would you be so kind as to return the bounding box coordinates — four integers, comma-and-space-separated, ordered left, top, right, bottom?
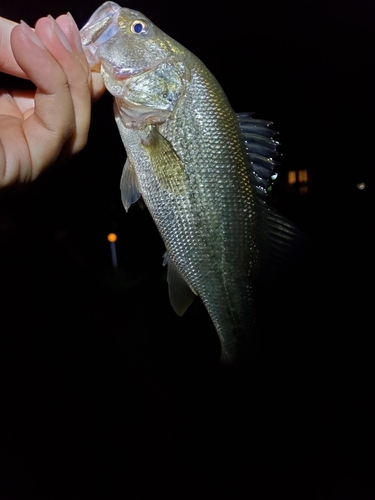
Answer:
140, 66, 258, 361
80, 2, 301, 364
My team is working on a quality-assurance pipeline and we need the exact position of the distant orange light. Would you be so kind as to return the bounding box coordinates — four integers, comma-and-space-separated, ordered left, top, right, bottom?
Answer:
298, 170, 308, 183
288, 171, 297, 184
107, 233, 117, 243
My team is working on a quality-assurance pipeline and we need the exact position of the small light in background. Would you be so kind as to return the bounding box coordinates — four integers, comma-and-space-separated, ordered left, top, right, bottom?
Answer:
298, 170, 308, 183
356, 182, 366, 190
288, 171, 297, 185
107, 233, 118, 268
107, 233, 117, 243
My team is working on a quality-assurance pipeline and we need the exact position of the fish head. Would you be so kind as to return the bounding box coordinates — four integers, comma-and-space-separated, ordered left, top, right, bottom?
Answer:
80, 2, 190, 126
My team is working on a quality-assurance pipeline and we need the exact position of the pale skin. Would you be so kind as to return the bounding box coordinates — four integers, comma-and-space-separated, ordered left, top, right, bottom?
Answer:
0, 13, 105, 187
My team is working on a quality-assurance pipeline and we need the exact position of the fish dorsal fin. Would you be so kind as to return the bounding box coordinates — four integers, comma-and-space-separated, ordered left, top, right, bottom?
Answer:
237, 113, 309, 285
258, 199, 308, 284
120, 157, 142, 212
237, 112, 280, 200
162, 252, 197, 316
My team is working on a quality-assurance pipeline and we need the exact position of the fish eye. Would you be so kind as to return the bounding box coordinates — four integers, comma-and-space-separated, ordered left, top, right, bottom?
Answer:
130, 20, 149, 34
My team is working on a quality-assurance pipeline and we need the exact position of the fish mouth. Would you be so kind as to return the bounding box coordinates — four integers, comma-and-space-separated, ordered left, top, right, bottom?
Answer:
80, 2, 121, 46
105, 60, 166, 82
100, 62, 159, 99
112, 67, 149, 81
100, 62, 150, 86
80, 2, 122, 68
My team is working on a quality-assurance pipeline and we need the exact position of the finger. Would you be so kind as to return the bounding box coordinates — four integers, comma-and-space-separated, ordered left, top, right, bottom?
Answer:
10, 21, 76, 176
56, 14, 91, 79
10, 89, 37, 117
56, 13, 106, 103
34, 15, 91, 155
0, 90, 24, 118
0, 17, 27, 78
90, 72, 106, 103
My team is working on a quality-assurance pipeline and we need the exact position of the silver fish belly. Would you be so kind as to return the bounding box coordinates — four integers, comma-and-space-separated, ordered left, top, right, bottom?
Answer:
81, 3, 291, 364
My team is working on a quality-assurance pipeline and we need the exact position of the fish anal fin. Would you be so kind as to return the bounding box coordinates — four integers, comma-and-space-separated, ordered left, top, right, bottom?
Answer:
163, 252, 197, 316
120, 157, 142, 212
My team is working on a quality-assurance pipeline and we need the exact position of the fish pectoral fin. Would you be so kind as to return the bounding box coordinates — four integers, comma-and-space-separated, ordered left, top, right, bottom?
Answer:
163, 252, 197, 316
120, 157, 142, 212
142, 126, 188, 194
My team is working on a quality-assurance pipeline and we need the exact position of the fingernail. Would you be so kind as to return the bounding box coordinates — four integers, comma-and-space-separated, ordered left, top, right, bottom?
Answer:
20, 20, 45, 49
48, 14, 73, 52
67, 12, 84, 52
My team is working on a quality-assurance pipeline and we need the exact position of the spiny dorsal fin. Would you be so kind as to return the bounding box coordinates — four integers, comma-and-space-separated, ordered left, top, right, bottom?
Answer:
238, 112, 309, 285
237, 112, 280, 200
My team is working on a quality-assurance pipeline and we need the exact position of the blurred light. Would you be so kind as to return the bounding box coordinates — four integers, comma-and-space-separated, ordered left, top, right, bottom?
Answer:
288, 171, 297, 184
298, 170, 308, 182
356, 182, 366, 190
107, 233, 117, 242
299, 186, 308, 195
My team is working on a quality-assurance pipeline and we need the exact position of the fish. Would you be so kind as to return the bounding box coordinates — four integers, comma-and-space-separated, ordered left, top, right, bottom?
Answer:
80, 2, 304, 365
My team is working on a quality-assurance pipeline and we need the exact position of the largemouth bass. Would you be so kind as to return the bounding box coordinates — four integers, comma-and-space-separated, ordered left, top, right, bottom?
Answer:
80, 2, 302, 365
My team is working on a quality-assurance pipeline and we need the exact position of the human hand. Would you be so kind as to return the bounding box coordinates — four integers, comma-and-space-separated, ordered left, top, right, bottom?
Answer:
0, 14, 106, 187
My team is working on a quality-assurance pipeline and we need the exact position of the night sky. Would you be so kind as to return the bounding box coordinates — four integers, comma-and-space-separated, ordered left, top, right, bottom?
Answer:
0, 1, 374, 499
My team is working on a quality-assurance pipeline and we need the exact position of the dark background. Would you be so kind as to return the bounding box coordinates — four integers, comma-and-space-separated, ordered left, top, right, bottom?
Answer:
0, 1, 374, 498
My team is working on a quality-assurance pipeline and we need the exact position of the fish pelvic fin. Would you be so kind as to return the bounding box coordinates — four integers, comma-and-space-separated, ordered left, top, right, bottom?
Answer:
120, 157, 142, 212
142, 126, 188, 194
163, 252, 197, 316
